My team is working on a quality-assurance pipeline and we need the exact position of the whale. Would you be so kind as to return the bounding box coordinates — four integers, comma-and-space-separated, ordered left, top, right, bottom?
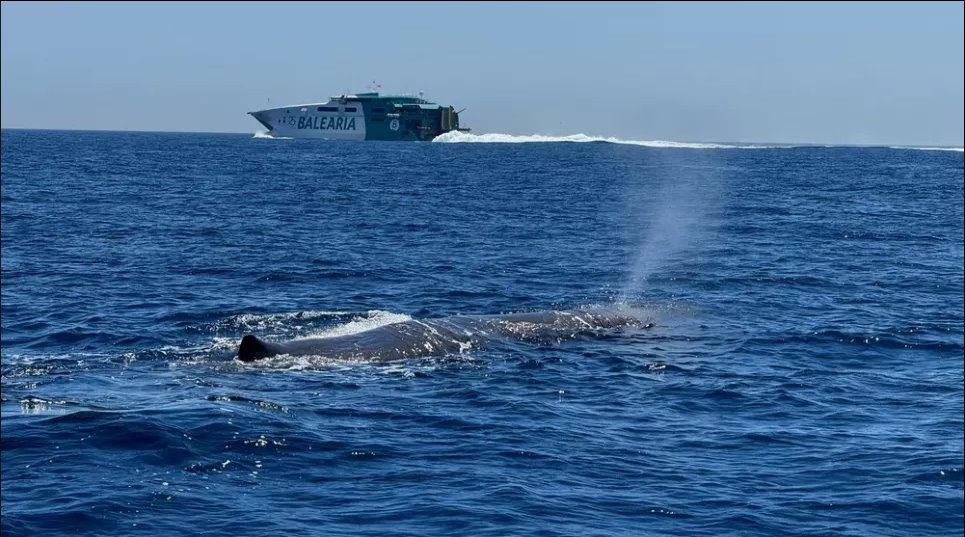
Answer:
236, 307, 649, 362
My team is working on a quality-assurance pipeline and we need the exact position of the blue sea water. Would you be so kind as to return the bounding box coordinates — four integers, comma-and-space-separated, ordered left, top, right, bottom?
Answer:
1, 129, 962, 536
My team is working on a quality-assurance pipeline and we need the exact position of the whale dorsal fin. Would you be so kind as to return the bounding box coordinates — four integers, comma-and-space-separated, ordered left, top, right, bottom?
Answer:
238, 335, 272, 362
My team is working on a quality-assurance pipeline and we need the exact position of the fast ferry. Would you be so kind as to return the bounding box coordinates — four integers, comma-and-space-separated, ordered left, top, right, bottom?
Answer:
248, 91, 469, 141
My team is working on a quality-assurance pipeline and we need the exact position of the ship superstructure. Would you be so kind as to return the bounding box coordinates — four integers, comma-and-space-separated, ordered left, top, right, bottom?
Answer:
249, 92, 468, 141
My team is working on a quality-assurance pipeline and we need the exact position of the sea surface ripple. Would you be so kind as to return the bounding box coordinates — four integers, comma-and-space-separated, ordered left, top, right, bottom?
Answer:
2, 130, 962, 536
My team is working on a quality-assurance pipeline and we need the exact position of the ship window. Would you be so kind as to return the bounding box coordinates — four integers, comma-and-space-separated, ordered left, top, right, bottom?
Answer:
317, 106, 338, 112
371, 108, 385, 113
344, 107, 357, 112
300, 107, 307, 112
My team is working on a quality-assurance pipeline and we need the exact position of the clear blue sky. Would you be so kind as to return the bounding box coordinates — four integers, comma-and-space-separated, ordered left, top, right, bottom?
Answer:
2, 1, 962, 146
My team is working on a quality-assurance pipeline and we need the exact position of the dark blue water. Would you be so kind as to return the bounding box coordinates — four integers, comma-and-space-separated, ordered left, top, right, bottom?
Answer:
2, 129, 962, 536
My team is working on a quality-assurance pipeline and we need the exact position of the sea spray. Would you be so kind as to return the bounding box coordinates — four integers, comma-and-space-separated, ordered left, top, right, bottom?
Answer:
252, 130, 292, 140
433, 130, 780, 149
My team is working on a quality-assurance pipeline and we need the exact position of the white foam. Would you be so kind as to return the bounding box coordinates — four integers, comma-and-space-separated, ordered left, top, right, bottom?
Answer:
295, 310, 412, 340
433, 130, 778, 149
252, 130, 291, 140
3, 352, 109, 365
214, 310, 353, 332
889, 146, 964, 152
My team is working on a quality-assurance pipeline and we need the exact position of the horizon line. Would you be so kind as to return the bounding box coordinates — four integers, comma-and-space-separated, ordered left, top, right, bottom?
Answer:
1, 126, 962, 150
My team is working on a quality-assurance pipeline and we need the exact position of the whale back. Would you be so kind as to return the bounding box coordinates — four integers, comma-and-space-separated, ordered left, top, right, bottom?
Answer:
235, 308, 646, 362
473, 309, 643, 342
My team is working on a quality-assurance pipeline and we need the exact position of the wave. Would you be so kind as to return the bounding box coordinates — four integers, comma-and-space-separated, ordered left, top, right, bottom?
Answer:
432, 131, 781, 149
888, 145, 964, 153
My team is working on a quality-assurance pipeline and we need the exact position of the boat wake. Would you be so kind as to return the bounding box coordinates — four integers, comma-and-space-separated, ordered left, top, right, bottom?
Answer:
888, 145, 964, 153
432, 131, 780, 149
434, 132, 965, 152
252, 130, 292, 140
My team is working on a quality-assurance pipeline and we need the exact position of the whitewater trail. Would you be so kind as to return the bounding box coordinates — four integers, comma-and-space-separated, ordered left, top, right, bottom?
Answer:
432, 130, 781, 149
252, 130, 292, 140
251, 129, 962, 152
888, 145, 964, 152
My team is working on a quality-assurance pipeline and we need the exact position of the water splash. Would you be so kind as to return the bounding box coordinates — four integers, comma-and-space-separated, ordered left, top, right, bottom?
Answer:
433, 130, 780, 149
295, 310, 411, 340
888, 146, 964, 152
252, 130, 291, 140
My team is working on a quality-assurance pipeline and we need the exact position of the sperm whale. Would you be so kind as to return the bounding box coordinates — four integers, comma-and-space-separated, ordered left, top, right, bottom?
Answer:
236, 307, 647, 362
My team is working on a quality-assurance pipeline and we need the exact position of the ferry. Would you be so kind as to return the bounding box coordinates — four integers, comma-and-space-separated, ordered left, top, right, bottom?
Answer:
248, 91, 469, 141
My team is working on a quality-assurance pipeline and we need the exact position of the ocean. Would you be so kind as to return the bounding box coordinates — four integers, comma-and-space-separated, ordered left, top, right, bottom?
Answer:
1, 129, 962, 536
